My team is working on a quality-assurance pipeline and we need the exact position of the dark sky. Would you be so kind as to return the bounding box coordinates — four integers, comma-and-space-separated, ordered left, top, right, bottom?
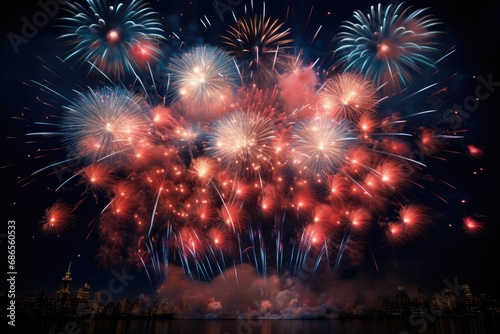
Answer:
1, 0, 499, 306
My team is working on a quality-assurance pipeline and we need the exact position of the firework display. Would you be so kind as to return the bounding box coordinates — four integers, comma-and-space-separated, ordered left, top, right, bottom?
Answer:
26, 0, 481, 290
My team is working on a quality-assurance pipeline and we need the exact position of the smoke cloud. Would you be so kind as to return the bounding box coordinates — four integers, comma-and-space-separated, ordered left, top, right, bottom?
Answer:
154, 262, 419, 319
278, 66, 318, 116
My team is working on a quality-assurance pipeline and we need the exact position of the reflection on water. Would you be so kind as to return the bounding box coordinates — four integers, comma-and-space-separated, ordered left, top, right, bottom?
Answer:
17, 318, 500, 334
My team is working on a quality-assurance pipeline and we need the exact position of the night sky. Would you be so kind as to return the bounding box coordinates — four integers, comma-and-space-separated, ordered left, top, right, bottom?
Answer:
1, 0, 499, 312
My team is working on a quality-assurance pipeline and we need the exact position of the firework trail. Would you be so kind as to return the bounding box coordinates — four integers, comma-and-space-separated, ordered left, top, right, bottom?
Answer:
21, 0, 482, 294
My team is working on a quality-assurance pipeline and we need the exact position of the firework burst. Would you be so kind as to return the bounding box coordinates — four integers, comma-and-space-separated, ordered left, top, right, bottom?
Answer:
336, 2, 441, 93
59, 0, 165, 78
167, 45, 240, 121
40, 201, 76, 234
60, 86, 151, 165
290, 116, 358, 178
463, 215, 486, 237
207, 111, 276, 177
222, 14, 294, 85
317, 72, 379, 122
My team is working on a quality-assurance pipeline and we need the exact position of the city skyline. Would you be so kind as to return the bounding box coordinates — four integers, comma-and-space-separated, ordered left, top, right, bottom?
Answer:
8, 260, 500, 321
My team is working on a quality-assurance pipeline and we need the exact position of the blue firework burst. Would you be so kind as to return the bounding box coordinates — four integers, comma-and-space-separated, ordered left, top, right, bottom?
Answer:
59, 0, 165, 78
336, 2, 441, 93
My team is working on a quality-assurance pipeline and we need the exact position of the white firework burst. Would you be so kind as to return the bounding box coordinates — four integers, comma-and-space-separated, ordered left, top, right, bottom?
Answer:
61, 86, 151, 165
167, 45, 240, 121
290, 116, 358, 177
207, 111, 276, 176
317, 72, 379, 122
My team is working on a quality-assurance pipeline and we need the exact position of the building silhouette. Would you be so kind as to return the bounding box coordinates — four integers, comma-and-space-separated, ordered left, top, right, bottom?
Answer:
57, 262, 72, 294
91, 291, 101, 315
54, 262, 75, 315
76, 282, 90, 301
381, 285, 411, 317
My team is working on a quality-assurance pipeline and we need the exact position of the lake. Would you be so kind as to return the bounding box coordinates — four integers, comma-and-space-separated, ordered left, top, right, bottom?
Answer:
15, 318, 500, 334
